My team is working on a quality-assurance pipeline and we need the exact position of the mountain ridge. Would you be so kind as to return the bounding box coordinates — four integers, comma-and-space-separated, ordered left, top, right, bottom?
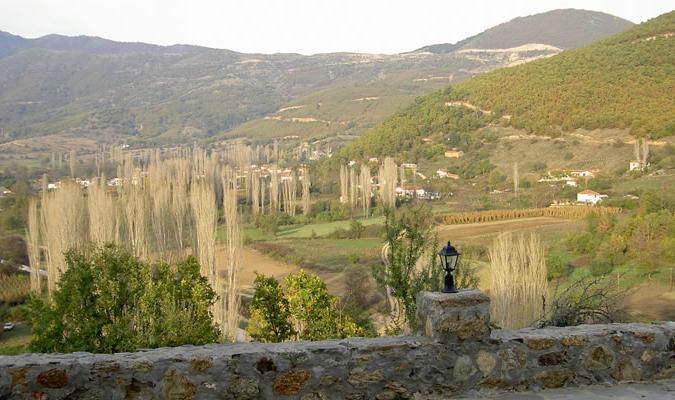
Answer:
0, 8, 637, 146
415, 9, 633, 53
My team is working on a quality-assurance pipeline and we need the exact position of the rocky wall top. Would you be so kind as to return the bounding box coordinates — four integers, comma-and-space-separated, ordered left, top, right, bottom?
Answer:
0, 291, 672, 399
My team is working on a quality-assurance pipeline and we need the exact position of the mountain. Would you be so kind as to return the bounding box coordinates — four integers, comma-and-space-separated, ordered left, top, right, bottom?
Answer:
341, 11, 675, 162
415, 9, 634, 53
0, 9, 635, 148
0, 31, 209, 57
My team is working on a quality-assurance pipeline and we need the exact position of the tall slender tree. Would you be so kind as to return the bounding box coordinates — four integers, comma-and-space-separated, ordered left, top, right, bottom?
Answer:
221, 167, 242, 340
27, 198, 41, 293
301, 167, 311, 216
360, 165, 371, 218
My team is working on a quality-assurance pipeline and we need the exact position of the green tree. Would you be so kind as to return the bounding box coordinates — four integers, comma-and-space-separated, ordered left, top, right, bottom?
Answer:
29, 244, 220, 353
373, 204, 444, 332
247, 270, 364, 342
246, 274, 295, 343
349, 219, 365, 239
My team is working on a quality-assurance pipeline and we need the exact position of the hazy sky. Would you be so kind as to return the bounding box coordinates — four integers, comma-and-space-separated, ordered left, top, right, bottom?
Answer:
0, 0, 672, 54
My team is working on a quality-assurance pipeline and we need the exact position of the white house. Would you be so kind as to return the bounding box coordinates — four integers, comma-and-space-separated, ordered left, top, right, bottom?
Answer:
570, 170, 595, 178
629, 160, 648, 171
436, 170, 460, 180
577, 190, 607, 205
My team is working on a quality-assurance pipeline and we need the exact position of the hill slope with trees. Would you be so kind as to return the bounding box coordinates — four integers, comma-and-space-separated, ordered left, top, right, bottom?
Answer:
342, 11, 674, 161
452, 11, 675, 138
0, 9, 634, 146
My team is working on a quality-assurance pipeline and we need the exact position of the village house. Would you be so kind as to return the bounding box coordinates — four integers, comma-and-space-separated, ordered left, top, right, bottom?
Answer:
47, 181, 61, 190
577, 189, 607, 205
75, 178, 91, 188
444, 148, 464, 158
629, 160, 648, 171
436, 170, 460, 180
570, 170, 595, 178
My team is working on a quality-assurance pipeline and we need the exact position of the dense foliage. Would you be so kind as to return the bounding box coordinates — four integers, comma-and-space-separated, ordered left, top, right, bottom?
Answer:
339, 90, 494, 161
341, 11, 673, 164
373, 204, 443, 331
454, 11, 675, 138
566, 191, 675, 276
29, 244, 220, 353
247, 270, 365, 342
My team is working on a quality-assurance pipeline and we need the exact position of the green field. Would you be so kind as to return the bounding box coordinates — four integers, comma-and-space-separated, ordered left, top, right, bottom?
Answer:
0, 323, 32, 355
236, 216, 384, 242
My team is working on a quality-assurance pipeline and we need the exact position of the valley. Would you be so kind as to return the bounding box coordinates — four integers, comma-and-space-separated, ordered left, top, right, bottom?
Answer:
0, 7, 673, 361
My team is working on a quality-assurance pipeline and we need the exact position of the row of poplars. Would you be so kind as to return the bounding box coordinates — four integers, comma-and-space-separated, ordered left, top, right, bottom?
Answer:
339, 156, 399, 217
26, 146, 247, 340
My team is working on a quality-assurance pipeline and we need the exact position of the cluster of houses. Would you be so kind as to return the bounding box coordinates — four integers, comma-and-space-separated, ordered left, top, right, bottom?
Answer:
537, 169, 595, 188
395, 185, 441, 200
536, 169, 610, 205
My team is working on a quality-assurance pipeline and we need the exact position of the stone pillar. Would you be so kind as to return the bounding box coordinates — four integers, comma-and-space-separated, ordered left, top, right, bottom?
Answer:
416, 290, 491, 342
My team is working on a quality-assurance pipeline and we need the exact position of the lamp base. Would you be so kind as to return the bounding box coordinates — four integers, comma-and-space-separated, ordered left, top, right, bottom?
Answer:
442, 287, 459, 294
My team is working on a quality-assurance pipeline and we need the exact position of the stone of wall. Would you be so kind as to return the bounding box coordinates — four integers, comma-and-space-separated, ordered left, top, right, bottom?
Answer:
1, 291, 672, 399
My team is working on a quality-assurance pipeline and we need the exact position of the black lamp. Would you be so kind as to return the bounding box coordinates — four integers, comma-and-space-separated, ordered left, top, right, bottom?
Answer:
438, 241, 461, 293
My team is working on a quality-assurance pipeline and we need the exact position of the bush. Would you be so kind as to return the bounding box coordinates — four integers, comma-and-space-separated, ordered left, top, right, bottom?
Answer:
546, 255, 568, 280
254, 214, 279, 235
349, 220, 365, 239
590, 258, 614, 276
538, 276, 627, 327
29, 244, 220, 353
531, 161, 547, 172
247, 270, 365, 342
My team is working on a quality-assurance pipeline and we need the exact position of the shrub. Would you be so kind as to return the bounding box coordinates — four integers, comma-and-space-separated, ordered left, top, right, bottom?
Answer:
546, 255, 568, 280
531, 161, 547, 172
349, 219, 365, 239
255, 214, 279, 235
538, 276, 627, 327
29, 244, 220, 353
373, 204, 444, 332
247, 270, 365, 342
590, 258, 614, 276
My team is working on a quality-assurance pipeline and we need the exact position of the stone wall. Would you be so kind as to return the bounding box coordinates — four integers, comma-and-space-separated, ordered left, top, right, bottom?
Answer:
1, 290, 672, 399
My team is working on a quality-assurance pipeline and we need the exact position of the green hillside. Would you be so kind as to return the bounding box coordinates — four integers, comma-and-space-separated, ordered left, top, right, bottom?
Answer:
342, 11, 674, 161
452, 11, 675, 138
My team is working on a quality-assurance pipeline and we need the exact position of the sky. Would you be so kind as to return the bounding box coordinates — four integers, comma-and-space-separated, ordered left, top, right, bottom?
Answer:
0, 0, 672, 54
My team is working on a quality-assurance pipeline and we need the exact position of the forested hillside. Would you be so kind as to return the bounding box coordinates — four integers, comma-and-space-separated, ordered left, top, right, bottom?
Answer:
452, 11, 675, 138
342, 11, 674, 161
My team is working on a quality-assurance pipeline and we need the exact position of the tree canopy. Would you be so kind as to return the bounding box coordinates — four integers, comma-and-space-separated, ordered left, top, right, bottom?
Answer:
247, 270, 364, 342
29, 244, 220, 353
